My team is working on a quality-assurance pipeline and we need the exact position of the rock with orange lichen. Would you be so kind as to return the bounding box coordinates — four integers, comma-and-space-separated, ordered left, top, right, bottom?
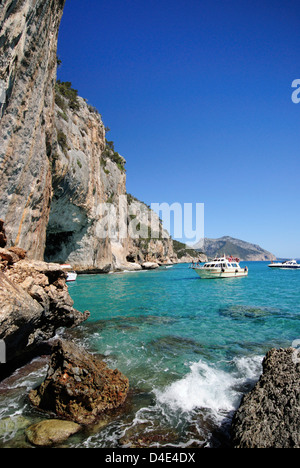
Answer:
28, 339, 129, 425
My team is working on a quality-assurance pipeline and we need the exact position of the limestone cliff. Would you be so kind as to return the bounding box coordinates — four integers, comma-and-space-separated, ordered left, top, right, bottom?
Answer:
45, 89, 176, 271
44, 90, 119, 272
125, 196, 177, 267
0, 0, 65, 260
0, 0, 176, 272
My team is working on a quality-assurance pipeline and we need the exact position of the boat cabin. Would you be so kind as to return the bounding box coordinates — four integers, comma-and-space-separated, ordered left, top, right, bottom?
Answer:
203, 256, 240, 269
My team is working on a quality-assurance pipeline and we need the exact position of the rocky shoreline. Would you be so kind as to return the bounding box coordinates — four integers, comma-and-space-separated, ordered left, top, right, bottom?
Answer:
0, 219, 86, 373
0, 232, 87, 375
0, 220, 131, 446
231, 347, 300, 448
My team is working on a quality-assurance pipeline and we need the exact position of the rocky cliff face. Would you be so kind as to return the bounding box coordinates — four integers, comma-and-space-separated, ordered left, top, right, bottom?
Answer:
44, 89, 176, 271
44, 91, 119, 271
0, 0, 65, 260
0, 0, 176, 272
125, 196, 177, 267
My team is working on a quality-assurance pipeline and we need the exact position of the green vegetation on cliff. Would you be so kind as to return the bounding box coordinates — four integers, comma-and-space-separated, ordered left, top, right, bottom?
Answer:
102, 139, 126, 173
55, 80, 80, 112
173, 240, 201, 259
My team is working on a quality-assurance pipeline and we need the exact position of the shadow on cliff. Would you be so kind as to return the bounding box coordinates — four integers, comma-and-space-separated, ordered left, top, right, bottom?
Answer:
44, 224, 89, 264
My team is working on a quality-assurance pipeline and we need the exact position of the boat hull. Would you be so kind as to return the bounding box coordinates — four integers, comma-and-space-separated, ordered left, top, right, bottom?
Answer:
66, 272, 77, 282
194, 268, 248, 279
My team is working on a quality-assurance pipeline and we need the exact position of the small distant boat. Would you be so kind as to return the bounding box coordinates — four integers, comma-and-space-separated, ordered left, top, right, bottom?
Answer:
66, 271, 78, 282
60, 264, 78, 282
192, 255, 248, 279
268, 259, 300, 270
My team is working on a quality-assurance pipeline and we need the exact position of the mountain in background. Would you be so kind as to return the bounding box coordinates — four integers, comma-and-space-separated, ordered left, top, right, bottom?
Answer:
193, 236, 276, 261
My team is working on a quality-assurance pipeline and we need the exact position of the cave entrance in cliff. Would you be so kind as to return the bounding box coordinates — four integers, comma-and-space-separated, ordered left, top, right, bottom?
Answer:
126, 254, 136, 263
44, 230, 75, 263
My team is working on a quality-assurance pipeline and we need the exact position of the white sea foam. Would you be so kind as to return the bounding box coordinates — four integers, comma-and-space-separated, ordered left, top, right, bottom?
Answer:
232, 354, 263, 382
155, 356, 263, 422
69, 356, 264, 448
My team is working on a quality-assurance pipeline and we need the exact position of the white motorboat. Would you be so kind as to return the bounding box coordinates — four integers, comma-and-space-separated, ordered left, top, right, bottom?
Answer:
66, 271, 78, 282
60, 264, 78, 282
268, 259, 300, 269
193, 255, 248, 279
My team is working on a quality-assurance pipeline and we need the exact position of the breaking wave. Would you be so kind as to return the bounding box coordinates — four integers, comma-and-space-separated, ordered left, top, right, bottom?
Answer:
155, 355, 263, 421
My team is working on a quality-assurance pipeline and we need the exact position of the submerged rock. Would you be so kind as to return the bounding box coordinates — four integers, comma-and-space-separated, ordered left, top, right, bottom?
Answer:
219, 305, 274, 320
231, 348, 300, 448
150, 335, 206, 357
28, 339, 129, 425
25, 419, 81, 447
0, 416, 31, 438
119, 422, 179, 448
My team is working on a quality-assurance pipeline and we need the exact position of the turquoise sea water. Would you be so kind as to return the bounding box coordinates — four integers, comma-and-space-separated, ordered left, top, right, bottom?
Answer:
0, 262, 299, 447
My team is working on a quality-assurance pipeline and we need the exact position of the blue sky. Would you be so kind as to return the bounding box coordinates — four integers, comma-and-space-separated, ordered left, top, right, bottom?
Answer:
57, 0, 300, 258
